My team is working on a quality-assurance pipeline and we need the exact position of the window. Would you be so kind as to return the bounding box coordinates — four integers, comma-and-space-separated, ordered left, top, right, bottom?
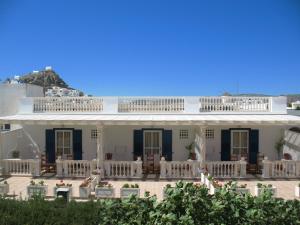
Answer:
205, 129, 214, 139
0, 124, 10, 131
179, 130, 189, 139
91, 130, 99, 139
55, 130, 72, 158
231, 130, 248, 159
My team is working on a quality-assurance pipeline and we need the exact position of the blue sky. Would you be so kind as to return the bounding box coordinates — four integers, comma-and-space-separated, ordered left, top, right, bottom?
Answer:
0, 0, 300, 96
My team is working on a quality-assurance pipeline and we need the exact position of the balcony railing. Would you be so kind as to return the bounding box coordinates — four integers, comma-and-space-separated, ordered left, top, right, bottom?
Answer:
118, 97, 185, 113
19, 96, 286, 114
199, 96, 271, 112
33, 97, 104, 113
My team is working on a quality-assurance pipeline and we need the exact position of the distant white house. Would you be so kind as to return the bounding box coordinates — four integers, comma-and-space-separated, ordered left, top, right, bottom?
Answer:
291, 101, 300, 110
45, 86, 80, 97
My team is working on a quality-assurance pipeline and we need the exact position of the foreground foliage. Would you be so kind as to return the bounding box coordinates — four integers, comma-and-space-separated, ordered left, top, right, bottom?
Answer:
0, 181, 299, 225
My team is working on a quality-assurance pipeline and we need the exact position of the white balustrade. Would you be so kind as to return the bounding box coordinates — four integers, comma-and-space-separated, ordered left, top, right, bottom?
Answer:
104, 159, 143, 178
26, 96, 286, 114
263, 159, 300, 178
33, 97, 104, 113
160, 159, 200, 179
56, 159, 92, 178
118, 97, 185, 113
204, 161, 240, 178
199, 96, 271, 112
1, 159, 40, 176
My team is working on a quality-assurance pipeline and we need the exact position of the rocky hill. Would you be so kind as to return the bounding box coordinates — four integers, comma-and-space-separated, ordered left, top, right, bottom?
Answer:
19, 68, 69, 89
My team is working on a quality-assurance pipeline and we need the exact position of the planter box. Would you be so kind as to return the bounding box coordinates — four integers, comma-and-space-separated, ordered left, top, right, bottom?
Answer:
231, 188, 250, 195
95, 187, 115, 198
27, 185, 48, 198
255, 186, 277, 197
79, 186, 91, 198
0, 183, 9, 196
54, 186, 73, 201
295, 186, 300, 198
120, 188, 140, 198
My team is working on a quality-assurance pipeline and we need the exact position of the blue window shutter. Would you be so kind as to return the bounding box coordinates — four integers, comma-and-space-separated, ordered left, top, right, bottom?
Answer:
221, 130, 231, 161
249, 130, 259, 164
162, 130, 172, 161
73, 130, 82, 160
45, 129, 55, 163
133, 130, 143, 160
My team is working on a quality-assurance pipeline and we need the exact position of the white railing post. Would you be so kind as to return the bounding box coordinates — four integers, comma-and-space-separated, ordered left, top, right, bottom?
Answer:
56, 156, 63, 177
135, 157, 143, 178
160, 157, 167, 178
239, 157, 247, 177
296, 162, 300, 177
32, 158, 41, 177
262, 157, 271, 178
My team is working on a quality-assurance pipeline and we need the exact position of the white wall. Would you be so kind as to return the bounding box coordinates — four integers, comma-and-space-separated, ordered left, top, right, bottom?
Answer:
4, 124, 286, 162
0, 84, 43, 116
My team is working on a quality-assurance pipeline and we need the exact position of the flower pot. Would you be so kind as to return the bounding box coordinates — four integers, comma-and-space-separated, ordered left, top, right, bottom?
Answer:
295, 186, 300, 198
0, 183, 9, 196
95, 187, 115, 198
204, 177, 211, 188
54, 186, 73, 201
120, 188, 140, 198
255, 186, 277, 197
232, 188, 250, 195
27, 185, 48, 198
79, 186, 91, 198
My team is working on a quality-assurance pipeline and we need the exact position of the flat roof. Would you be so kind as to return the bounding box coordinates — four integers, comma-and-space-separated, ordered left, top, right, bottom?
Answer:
1, 114, 300, 126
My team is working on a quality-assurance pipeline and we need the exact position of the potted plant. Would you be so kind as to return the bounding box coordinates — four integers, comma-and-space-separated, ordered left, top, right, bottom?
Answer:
275, 137, 285, 159
185, 142, 196, 160
0, 181, 9, 196
255, 183, 277, 197
295, 183, 300, 198
95, 182, 115, 198
12, 150, 20, 159
79, 178, 92, 198
227, 181, 250, 194
120, 183, 140, 198
53, 180, 73, 199
27, 180, 48, 198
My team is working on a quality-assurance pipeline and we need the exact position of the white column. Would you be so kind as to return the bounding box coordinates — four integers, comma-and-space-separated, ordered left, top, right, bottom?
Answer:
262, 156, 271, 178
195, 126, 206, 163
96, 125, 104, 177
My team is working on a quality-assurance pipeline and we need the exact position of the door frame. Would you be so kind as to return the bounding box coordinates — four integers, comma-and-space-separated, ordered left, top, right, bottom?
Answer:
142, 129, 163, 173
54, 129, 74, 160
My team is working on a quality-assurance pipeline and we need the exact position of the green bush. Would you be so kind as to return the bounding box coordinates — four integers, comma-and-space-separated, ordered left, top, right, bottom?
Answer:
0, 181, 299, 225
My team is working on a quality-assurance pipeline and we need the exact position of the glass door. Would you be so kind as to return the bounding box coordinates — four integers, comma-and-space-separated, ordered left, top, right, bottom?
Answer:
55, 130, 73, 159
143, 130, 162, 173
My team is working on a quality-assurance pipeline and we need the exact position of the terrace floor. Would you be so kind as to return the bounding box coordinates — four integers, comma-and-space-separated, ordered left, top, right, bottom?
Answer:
2, 175, 300, 201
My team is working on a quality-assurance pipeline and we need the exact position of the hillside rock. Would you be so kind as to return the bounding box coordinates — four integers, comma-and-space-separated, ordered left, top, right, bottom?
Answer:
19, 69, 69, 89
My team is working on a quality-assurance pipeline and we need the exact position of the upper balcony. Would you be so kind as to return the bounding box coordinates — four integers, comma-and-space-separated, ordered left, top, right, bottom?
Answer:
17, 96, 287, 115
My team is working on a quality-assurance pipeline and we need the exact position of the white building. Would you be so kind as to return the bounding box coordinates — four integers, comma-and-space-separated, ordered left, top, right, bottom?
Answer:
0, 87, 300, 179
45, 86, 80, 97
291, 101, 300, 110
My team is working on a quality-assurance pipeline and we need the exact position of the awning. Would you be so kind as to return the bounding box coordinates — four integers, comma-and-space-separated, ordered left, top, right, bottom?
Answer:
1, 114, 300, 126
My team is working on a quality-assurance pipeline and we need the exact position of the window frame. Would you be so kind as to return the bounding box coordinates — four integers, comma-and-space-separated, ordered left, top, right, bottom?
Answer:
230, 130, 249, 158
55, 130, 73, 158
179, 129, 189, 139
